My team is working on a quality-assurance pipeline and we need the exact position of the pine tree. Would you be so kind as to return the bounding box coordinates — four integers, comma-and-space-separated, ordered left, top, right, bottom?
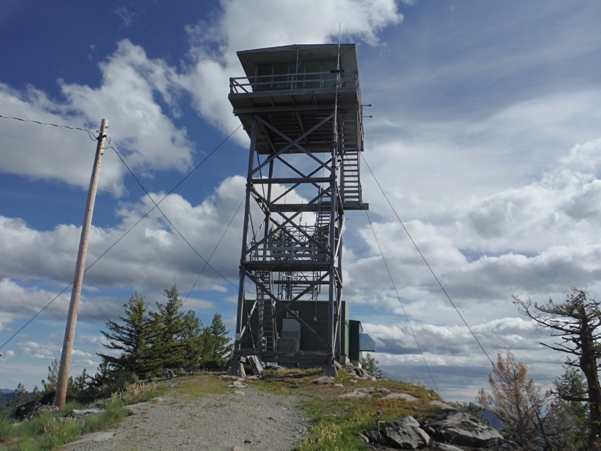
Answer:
199, 326, 216, 365
148, 285, 189, 372
32, 386, 41, 399
208, 313, 232, 365
72, 368, 93, 402
42, 358, 60, 393
544, 365, 589, 450
361, 353, 384, 377
8, 383, 29, 411
98, 292, 154, 379
180, 310, 204, 368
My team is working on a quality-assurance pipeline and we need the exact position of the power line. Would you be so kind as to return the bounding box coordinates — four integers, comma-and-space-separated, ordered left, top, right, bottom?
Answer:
365, 210, 440, 394
82, 126, 243, 279
0, 113, 97, 134
361, 154, 494, 366
0, 285, 73, 351
183, 196, 245, 307
0, 126, 242, 351
108, 144, 238, 288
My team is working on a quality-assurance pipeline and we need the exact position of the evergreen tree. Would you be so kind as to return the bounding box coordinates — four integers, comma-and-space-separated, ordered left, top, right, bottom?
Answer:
89, 360, 113, 396
98, 292, 154, 379
42, 358, 60, 393
180, 310, 204, 368
96, 286, 218, 382
544, 365, 589, 450
199, 326, 216, 364
32, 385, 41, 399
208, 313, 232, 365
148, 285, 189, 371
72, 368, 93, 402
8, 383, 29, 411
361, 353, 384, 377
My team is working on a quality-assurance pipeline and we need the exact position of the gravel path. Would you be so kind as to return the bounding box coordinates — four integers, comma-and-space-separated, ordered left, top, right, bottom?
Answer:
62, 386, 309, 451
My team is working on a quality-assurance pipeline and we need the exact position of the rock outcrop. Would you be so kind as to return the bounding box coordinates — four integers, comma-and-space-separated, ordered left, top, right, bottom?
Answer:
14, 401, 59, 420
363, 410, 506, 450
421, 411, 504, 448
381, 416, 430, 449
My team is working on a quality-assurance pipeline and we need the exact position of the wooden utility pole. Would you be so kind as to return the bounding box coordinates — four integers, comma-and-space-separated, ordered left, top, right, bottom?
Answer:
54, 119, 108, 409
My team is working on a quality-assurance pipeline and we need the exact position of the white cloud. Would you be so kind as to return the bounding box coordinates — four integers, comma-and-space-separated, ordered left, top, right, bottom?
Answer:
0, 176, 245, 290
182, 297, 215, 311
0, 278, 71, 319
0, 40, 194, 195
363, 316, 540, 357
61, 40, 194, 180
115, 4, 137, 28
181, 0, 402, 139
71, 349, 92, 357
17, 341, 60, 359
72, 358, 99, 368
0, 171, 331, 333
0, 83, 125, 194
0, 1, 404, 196
346, 138, 601, 308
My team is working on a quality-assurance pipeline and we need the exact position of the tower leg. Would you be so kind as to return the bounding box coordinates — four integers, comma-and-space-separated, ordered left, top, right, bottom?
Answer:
322, 358, 338, 377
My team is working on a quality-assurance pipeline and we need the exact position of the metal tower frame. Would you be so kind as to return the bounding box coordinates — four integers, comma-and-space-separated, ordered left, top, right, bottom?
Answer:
228, 44, 367, 376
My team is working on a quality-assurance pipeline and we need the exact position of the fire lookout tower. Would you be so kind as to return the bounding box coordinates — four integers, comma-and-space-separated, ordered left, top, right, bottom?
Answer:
229, 44, 368, 376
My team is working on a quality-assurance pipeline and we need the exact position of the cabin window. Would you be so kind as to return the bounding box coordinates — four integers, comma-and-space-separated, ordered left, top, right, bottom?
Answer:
255, 59, 338, 90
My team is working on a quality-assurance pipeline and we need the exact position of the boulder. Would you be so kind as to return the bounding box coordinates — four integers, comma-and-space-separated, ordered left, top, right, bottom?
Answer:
227, 380, 247, 389
432, 444, 464, 451
39, 391, 55, 405
339, 389, 370, 399
383, 392, 419, 402
354, 367, 371, 378
69, 408, 105, 420
422, 411, 503, 448
379, 416, 430, 449
363, 429, 389, 445
264, 362, 283, 371
220, 375, 244, 381
14, 401, 59, 420
312, 376, 334, 385
358, 433, 370, 443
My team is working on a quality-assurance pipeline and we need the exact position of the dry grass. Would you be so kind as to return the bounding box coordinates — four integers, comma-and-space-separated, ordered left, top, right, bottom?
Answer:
169, 372, 232, 401
0, 369, 449, 451
250, 367, 447, 451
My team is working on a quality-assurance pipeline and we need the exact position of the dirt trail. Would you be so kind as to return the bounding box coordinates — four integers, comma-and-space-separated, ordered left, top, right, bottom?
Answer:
62, 386, 308, 451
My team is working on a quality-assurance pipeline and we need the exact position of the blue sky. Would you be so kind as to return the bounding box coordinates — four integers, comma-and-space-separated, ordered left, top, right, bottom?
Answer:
1, 0, 601, 402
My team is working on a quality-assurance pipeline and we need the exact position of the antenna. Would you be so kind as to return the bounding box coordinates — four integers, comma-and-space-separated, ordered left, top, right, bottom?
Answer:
337, 23, 342, 71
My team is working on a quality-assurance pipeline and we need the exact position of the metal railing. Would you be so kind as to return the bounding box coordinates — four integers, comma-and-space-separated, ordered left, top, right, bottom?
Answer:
230, 70, 358, 94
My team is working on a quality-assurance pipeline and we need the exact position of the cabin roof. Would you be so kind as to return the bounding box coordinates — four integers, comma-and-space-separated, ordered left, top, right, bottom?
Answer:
237, 43, 358, 77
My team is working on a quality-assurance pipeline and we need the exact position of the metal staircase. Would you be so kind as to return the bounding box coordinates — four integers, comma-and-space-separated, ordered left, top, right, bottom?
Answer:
339, 108, 363, 206
341, 149, 361, 205
256, 271, 276, 352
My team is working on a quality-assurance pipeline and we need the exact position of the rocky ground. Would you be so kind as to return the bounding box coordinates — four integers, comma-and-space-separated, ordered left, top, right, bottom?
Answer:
61, 385, 308, 451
